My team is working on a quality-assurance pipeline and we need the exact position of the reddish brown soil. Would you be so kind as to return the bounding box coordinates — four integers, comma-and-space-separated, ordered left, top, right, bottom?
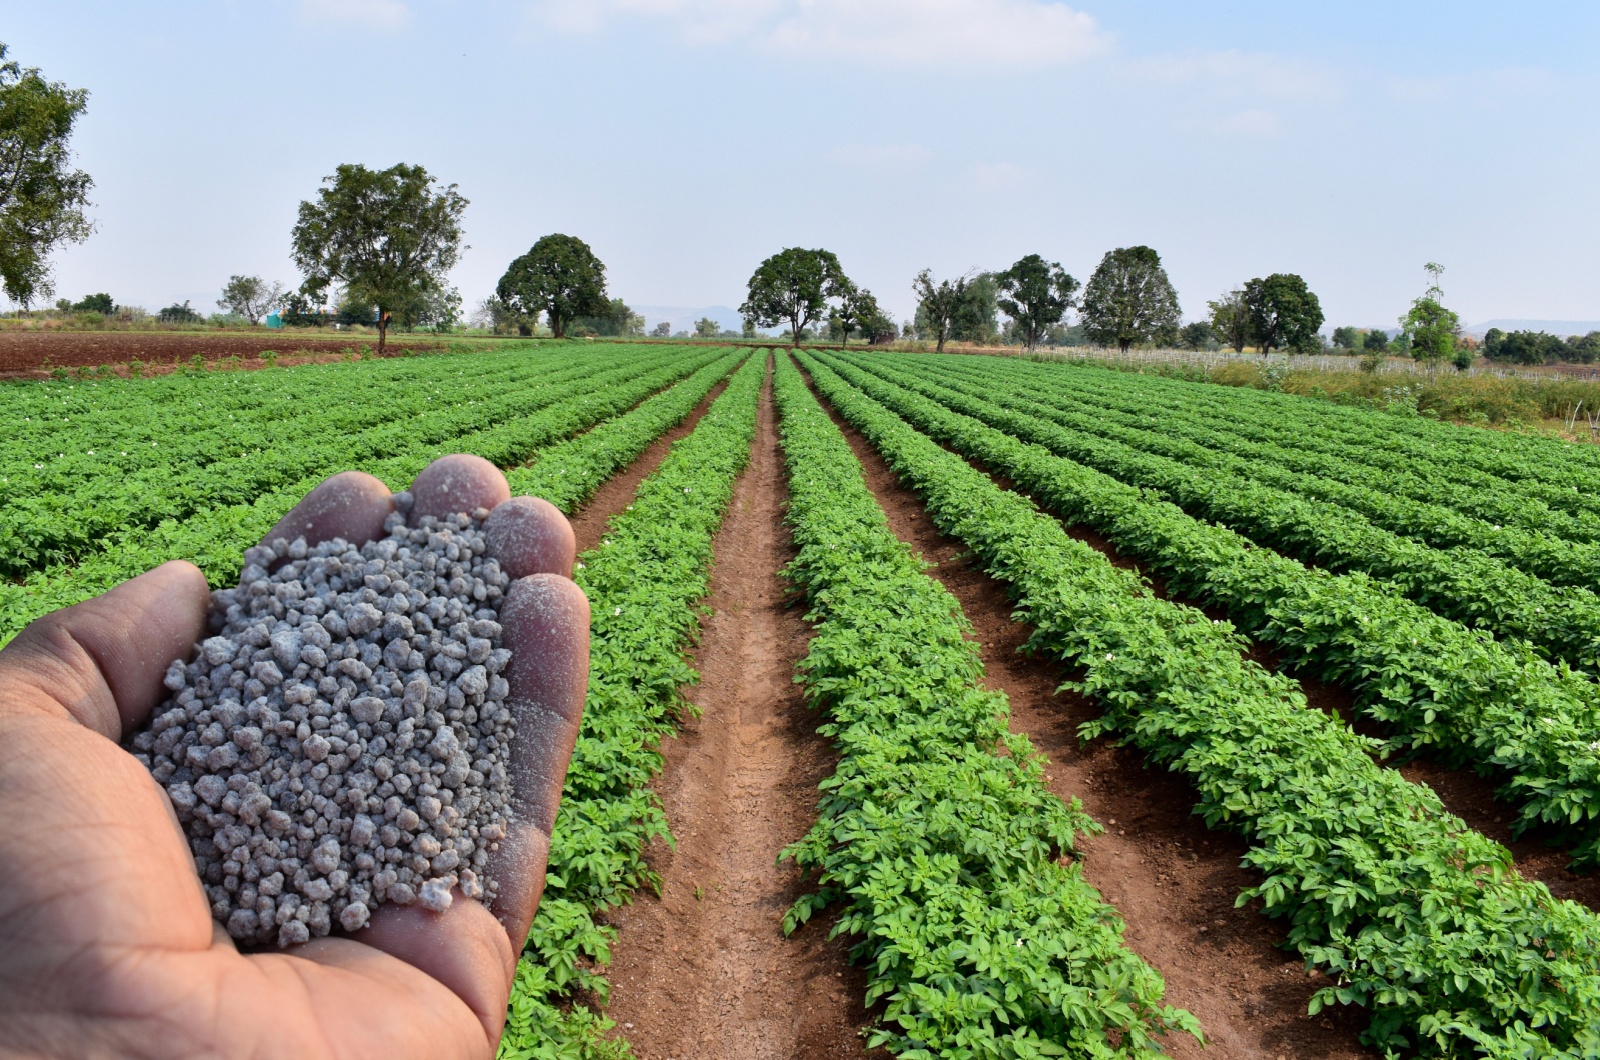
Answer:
799, 367, 1376, 1059
899, 386, 1600, 911
0, 329, 483, 377
600, 360, 874, 1058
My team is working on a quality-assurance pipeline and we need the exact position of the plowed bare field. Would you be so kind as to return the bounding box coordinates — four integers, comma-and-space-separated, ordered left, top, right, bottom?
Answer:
0, 330, 486, 375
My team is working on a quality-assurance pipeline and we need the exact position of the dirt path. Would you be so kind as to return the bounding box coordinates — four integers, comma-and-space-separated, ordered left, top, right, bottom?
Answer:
600, 359, 872, 1059
799, 367, 1375, 1059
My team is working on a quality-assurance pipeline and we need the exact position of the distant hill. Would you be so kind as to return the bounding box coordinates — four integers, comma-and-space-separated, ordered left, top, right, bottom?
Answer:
1464, 319, 1600, 338
632, 304, 747, 335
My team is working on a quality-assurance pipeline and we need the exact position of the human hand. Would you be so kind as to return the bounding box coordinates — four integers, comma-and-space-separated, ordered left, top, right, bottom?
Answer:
0, 455, 589, 1060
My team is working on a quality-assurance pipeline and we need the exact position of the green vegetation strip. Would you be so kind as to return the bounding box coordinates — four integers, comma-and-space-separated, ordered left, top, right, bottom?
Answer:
506, 349, 748, 510
817, 351, 1600, 862
854, 354, 1600, 670
499, 355, 764, 1059
0, 345, 691, 575
773, 353, 1198, 1057
1027, 354, 1600, 517
936, 354, 1600, 587
0, 350, 725, 645
948, 355, 1600, 548
799, 351, 1600, 1058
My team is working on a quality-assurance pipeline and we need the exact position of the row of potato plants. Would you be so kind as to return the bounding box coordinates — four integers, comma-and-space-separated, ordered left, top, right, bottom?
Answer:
0, 347, 561, 523
0, 345, 691, 575
1, 343, 556, 487
817, 352, 1600, 863
772, 353, 1200, 1058
872, 355, 1600, 669
1027, 353, 1600, 517
0, 350, 726, 644
499, 354, 765, 1059
958, 356, 1600, 547
799, 351, 1600, 1058
945, 355, 1600, 579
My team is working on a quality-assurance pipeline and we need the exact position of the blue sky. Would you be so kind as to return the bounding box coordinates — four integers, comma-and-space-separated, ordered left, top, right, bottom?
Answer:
4, 0, 1598, 330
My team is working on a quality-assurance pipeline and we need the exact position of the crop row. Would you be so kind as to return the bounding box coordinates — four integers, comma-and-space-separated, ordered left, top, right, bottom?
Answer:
0, 351, 726, 645
948, 355, 1600, 547
1, 344, 560, 497
499, 354, 765, 1058
772, 353, 1198, 1057
939, 354, 1600, 580
799, 351, 1600, 1058
856, 354, 1600, 670
1024, 354, 1600, 518
0, 345, 695, 575
814, 351, 1600, 862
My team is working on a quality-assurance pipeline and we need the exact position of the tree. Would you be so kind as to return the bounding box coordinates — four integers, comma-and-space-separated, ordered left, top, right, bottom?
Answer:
0, 44, 93, 308
1399, 262, 1462, 368
955, 272, 1001, 344
290, 163, 466, 354
1364, 329, 1391, 354
1080, 246, 1180, 352
912, 269, 972, 353
71, 292, 113, 314
740, 247, 846, 347
1207, 290, 1250, 352
572, 297, 642, 338
831, 283, 881, 346
862, 303, 897, 345
157, 300, 201, 324
996, 254, 1079, 351
1178, 321, 1216, 351
217, 275, 286, 325
692, 316, 720, 339
495, 233, 609, 341
395, 284, 462, 333
1242, 273, 1323, 355
1330, 326, 1361, 351
1484, 329, 1565, 366
651, 321, 671, 338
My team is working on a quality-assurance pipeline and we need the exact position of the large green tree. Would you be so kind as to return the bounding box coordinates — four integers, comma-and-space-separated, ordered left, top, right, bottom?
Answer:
0, 44, 93, 308
996, 254, 1078, 351
1242, 273, 1324, 355
290, 162, 466, 354
912, 268, 972, 353
954, 272, 1001, 344
217, 275, 286, 325
740, 247, 845, 346
831, 282, 882, 346
1400, 262, 1463, 368
1207, 289, 1250, 352
1080, 246, 1180, 352
497, 233, 609, 340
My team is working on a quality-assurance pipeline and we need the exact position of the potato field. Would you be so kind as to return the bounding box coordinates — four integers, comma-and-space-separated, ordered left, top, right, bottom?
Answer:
9, 341, 1600, 1059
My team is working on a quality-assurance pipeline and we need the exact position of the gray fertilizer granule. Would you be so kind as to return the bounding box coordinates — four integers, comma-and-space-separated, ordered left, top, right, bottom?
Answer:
129, 494, 518, 948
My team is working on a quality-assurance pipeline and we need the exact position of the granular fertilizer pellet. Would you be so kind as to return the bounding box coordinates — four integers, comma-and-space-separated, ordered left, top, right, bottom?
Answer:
128, 492, 520, 948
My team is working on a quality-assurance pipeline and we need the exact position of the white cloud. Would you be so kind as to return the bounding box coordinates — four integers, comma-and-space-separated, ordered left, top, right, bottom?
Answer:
299, 0, 410, 28
531, 0, 1109, 69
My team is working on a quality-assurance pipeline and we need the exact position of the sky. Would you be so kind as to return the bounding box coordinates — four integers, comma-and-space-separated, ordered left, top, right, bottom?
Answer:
4, 0, 1599, 331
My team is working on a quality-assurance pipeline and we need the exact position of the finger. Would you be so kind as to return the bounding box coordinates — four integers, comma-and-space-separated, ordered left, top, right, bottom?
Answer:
0, 561, 209, 738
409, 455, 510, 527
261, 470, 394, 554
483, 496, 576, 579
319, 896, 518, 1051
488, 574, 589, 947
